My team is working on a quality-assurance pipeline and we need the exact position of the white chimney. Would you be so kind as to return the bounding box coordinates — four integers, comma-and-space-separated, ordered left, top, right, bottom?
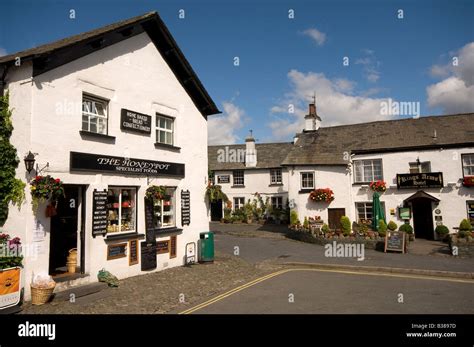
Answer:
245, 130, 257, 167
304, 102, 321, 132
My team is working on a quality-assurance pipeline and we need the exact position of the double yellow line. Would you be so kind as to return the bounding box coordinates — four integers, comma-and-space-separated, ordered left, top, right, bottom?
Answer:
179, 269, 291, 314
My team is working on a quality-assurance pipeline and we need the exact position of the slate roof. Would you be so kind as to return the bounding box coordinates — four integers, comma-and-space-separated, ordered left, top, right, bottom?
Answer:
0, 12, 220, 117
282, 113, 474, 166
208, 143, 294, 171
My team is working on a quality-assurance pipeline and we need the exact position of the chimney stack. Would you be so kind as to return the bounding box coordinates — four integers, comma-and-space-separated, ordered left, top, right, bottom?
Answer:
304, 98, 321, 132
245, 130, 257, 167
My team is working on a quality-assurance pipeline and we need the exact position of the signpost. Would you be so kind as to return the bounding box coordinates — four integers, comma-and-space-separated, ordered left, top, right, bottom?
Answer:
384, 231, 406, 253
185, 242, 196, 265
92, 189, 108, 237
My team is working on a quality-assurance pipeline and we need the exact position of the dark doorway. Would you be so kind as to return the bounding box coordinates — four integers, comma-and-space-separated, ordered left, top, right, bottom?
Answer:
328, 208, 345, 231
210, 200, 223, 221
49, 185, 81, 276
412, 198, 434, 239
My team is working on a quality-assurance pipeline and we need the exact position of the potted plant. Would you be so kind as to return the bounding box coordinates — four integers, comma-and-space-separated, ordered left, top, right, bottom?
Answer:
370, 180, 387, 193
309, 188, 335, 203
435, 224, 450, 241
387, 221, 398, 232
458, 219, 472, 238
378, 220, 387, 237
30, 175, 65, 212
146, 185, 167, 200
399, 223, 414, 241
205, 183, 228, 203
340, 216, 351, 236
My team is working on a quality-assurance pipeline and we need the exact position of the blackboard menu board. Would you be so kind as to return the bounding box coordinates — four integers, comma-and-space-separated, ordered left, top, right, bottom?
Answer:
141, 241, 157, 271
181, 190, 190, 226
92, 189, 108, 236
107, 243, 127, 260
144, 198, 156, 242
129, 239, 139, 266
384, 231, 406, 253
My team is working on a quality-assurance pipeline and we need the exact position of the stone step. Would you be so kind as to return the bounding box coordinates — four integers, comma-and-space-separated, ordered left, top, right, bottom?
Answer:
52, 282, 108, 302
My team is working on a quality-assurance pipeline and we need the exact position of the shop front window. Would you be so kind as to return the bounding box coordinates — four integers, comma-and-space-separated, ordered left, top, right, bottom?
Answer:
152, 187, 176, 229
107, 187, 136, 233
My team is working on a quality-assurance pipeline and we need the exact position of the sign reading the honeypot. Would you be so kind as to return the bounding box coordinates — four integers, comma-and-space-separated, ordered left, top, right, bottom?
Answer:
384, 231, 406, 253
181, 190, 190, 226
70, 152, 185, 177
120, 109, 152, 134
0, 267, 22, 309
107, 243, 127, 260
92, 189, 108, 236
396, 172, 443, 189
141, 241, 157, 271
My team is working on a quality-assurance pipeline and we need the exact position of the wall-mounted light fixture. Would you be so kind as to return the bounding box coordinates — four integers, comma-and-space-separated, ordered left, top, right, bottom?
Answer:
23, 151, 49, 175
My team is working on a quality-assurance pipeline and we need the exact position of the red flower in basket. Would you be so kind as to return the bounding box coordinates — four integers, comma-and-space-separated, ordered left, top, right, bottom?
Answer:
370, 180, 387, 192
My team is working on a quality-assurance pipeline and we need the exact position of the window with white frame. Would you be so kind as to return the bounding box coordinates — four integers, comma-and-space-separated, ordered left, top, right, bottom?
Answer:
300, 172, 314, 189
106, 187, 136, 233
156, 114, 174, 145
355, 202, 385, 223
233, 170, 244, 186
234, 197, 245, 211
270, 169, 282, 184
151, 187, 176, 229
462, 154, 474, 176
354, 159, 383, 183
82, 95, 108, 134
271, 196, 283, 209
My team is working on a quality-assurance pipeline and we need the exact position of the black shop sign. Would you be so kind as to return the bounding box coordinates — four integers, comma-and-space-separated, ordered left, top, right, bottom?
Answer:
121, 109, 151, 134
181, 190, 190, 226
70, 152, 185, 177
92, 189, 108, 236
396, 172, 443, 189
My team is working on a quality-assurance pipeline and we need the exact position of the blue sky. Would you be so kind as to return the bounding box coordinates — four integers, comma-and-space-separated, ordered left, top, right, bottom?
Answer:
1, 0, 473, 144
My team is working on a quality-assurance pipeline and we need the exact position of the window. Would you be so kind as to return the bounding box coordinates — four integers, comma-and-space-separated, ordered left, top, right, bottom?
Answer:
301, 172, 314, 189
82, 95, 108, 134
355, 202, 385, 223
233, 170, 244, 186
270, 169, 282, 184
106, 188, 136, 233
409, 161, 431, 173
156, 114, 174, 145
271, 196, 283, 209
234, 197, 245, 211
151, 187, 176, 229
462, 154, 474, 176
354, 159, 383, 183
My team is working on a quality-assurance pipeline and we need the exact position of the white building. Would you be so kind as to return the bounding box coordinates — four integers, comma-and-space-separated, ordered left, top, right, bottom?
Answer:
208, 134, 293, 220
209, 102, 474, 239
0, 12, 219, 300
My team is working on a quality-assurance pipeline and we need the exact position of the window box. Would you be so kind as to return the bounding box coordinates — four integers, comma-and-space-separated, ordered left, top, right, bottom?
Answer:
154, 142, 181, 151
463, 176, 474, 187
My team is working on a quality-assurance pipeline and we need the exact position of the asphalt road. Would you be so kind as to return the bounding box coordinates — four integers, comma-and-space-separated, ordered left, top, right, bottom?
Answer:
184, 269, 474, 314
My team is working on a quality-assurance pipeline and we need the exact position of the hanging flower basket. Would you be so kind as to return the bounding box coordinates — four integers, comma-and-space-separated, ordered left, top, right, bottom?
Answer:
370, 180, 387, 192
463, 176, 474, 187
146, 185, 167, 200
309, 188, 335, 203
30, 175, 65, 211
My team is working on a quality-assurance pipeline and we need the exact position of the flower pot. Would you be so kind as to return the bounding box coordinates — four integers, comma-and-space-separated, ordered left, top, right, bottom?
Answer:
45, 204, 57, 218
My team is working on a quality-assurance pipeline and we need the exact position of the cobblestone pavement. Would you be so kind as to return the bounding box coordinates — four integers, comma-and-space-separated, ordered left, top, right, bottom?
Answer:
20, 251, 272, 314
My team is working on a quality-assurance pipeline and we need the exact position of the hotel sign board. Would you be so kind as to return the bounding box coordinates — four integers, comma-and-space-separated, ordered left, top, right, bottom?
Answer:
396, 172, 443, 189
120, 109, 151, 134
70, 152, 185, 177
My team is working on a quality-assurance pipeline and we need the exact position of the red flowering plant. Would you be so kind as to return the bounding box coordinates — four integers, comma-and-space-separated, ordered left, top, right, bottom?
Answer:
0, 233, 23, 269
463, 176, 474, 187
30, 175, 65, 211
309, 188, 335, 203
369, 180, 387, 192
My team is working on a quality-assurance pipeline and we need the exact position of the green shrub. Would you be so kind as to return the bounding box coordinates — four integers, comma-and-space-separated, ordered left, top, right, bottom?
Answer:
321, 224, 329, 233
399, 223, 413, 234
340, 216, 351, 236
459, 219, 472, 231
378, 220, 387, 237
387, 221, 398, 231
435, 225, 449, 235
290, 210, 299, 226
359, 222, 368, 234
303, 217, 309, 229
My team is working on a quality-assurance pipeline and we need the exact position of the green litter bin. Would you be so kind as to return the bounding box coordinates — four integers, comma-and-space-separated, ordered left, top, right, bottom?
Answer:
198, 232, 214, 263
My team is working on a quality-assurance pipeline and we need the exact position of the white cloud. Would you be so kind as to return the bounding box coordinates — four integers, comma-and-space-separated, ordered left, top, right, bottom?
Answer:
355, 50, 381, 83
268, 70, 396, 141
208, 101, 247, 145
0, 47, 7, 57
426, 42, 474, 114
302, 28, 327, 46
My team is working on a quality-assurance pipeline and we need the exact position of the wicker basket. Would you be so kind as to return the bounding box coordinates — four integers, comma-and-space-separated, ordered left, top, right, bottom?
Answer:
31, 283, 56, 305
